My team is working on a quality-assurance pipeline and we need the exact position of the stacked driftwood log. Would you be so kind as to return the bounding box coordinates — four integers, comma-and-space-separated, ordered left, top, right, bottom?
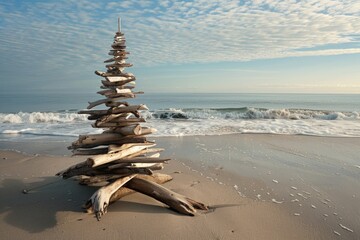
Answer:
57, 21, 207, 220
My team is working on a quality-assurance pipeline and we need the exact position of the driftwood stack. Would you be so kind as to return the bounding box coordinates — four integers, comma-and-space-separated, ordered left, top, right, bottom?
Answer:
57, 20, 207, 220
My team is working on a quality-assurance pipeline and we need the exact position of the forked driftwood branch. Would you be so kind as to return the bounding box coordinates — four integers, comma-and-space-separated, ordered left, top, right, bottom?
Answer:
125, 178, 208, 216
84, 173, 173, 210
86, 174, 137, 220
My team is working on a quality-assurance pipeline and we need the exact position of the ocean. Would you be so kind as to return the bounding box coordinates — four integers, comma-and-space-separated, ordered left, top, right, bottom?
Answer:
0, 92, 360, 141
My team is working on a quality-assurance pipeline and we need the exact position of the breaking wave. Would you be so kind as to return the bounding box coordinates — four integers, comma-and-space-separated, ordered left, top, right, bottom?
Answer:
143, 107, 360, 121
1, 108, 359, 124
1, 108, 360, 139
0, 111, 88, 124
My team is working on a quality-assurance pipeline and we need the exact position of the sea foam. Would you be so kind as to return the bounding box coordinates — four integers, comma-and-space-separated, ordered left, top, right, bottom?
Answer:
143, 108, 360, 121
1, 108, 360, 140
0, 112, 88, 124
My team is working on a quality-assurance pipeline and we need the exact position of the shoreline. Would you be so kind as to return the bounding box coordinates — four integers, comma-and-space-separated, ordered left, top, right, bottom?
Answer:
1, 134, 359, 239
1, 132, 360, 155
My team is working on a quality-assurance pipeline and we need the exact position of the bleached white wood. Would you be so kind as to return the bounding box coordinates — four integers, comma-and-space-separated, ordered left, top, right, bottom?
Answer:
106, 75, 134, 82
108, 143, 155, 153
88, 143, 156, 167
87, 174, 137, 220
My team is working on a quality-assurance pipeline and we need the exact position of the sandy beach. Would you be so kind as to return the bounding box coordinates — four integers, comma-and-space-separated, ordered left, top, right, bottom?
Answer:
1, 0, 360, 239
1, 134, 359, 240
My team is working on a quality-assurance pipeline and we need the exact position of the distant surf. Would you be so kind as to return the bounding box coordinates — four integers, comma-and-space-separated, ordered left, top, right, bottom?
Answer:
143, 107, 360, 121
1, 107, 360, 140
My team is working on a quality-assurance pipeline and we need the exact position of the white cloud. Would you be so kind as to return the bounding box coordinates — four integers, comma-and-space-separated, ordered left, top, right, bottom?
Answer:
0, 0, 359, 79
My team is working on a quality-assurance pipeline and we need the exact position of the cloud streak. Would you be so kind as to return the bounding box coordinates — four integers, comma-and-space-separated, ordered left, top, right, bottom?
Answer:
0, 0, 359, 92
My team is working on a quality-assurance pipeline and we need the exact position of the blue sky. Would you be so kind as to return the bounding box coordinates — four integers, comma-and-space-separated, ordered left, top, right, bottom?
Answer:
0, 0, 360, 94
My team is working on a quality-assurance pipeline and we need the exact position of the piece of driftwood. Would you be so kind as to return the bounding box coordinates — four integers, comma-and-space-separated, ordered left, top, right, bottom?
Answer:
111, 104, 148, 114
104, 57, 128, 63
111, 46, 127, 51
107, 158, 169, 168
144, 153, 161, 158
98, 113, 130, 122
111, 42, 126, 47
101, 85, 135, 90
87, 97, 130, 109
105, 101, 129, 108
102, 79, 135, 87
95, 70, 132, 77
78, 174, 125, 185
87, 143, 156, 167
105, 126, 155, 135
102, 149, 164, 167
78, 109, 108, 116
107, 142, 144, 151
72, 147, 109, 156
56, 161, 97, 179
126, 162, 163, 169
122, 148, 163, 159
118, 124, 142, 135
106, 92, 135, 99
106, 76, 135, 82
129, 163, 163, 171
69, 134, 141, 149
56, 160, 153, 179
108, 117, 144, 124
97, 89, 112, 95
125, 178, 208, 216
104, 124, 141, 135
115, 88, 133, 94
97, 88, 132, 96
93, 118, 145, 128
140, 127, 157, 135
84, 173, 173, 212
107, 142, 155, 153
92, 121, 141, 128
108, 50, 130, 56
69, 136, 149, 150
109, 173, 173, 203
111, 167, 154, 175
106, 63, 133, 68
87, 94, 135, 109
70, 133, 124, 148
79, 104, 148, 115
86, 174, 137, 220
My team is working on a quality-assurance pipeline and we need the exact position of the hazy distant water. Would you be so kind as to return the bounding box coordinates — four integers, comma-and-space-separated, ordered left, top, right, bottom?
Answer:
1, 92, 359, 113
0, 92, 360, 141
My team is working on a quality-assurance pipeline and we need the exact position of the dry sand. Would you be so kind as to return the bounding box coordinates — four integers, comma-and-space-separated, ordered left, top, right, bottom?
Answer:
0, 134, 359, 239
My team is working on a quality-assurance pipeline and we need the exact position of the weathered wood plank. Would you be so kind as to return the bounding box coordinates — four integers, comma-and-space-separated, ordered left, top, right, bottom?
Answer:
87, 143, 156, 167
125, 178, 208, 216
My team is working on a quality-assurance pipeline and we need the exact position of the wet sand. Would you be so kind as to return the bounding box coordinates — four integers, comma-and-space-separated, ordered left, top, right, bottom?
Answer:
0, 134, 359, 239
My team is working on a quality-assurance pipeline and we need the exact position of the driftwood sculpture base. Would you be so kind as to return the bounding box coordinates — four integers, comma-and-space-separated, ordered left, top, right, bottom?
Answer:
125, 178, 208, 216
82, 173, 208, 220
86, 174, 137, 220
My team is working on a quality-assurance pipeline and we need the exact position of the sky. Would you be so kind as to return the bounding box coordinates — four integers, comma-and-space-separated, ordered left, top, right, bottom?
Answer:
0, 0, 360, 94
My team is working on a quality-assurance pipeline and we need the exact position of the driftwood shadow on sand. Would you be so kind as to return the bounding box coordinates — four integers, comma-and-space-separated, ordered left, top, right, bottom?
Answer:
0, 176, 241, 233
0, 177, 94, 233
0, 177, 212, 233
111, 200, 186, 216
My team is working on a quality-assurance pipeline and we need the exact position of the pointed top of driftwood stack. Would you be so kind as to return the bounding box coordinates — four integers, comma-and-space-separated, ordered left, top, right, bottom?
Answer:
69, 21, 154, 159
57, 21, 207, 221
118, 17, 121, 33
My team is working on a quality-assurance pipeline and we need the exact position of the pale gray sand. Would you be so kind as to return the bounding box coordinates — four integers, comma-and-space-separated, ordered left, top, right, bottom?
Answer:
1, 134, 359, 239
